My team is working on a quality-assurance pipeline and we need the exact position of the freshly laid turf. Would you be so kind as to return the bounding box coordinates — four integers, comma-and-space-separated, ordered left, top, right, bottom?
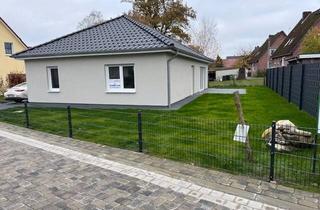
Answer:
209, 77, 264, 88
0, 87, 318, 191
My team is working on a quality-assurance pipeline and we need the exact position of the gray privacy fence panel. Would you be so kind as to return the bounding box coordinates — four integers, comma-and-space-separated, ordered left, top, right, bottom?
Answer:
266, 63, 320, 118
290, 64, 303, 107
282, 66, 291, 100
302, 63, 320, 117
277, 67, 284, 95
272, 69, 278, 90
270, 69, 274, 90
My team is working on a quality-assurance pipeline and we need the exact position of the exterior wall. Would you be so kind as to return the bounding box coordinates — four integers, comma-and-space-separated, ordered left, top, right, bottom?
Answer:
215, 69, 239, 81
271, 57, 287, 67
169, 55, 208, 104
25, 54, 169, 106
0, 21, 27, 80
256, 51, 268, 72
256, 34, 287, 72
268, 34, 287, 68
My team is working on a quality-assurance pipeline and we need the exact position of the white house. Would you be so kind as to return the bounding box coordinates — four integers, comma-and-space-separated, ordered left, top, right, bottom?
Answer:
13, 15, 212, 108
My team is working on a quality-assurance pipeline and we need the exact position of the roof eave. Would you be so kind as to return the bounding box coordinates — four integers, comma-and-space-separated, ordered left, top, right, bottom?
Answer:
13, 48, 173, 60
13, 47, 213, 63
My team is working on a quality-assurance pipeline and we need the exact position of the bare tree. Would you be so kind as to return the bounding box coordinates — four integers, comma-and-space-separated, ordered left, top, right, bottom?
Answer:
236, 48, 253, 70
77, 10, 105, 30
190, 18, 220, 59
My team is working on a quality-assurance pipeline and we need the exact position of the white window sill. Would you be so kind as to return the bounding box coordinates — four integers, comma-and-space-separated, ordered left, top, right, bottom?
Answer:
106, 89, 136, 94
48, 89, 60, 93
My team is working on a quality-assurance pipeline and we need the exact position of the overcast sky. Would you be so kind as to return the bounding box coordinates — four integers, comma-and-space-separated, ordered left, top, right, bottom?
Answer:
1, 0, 319, 57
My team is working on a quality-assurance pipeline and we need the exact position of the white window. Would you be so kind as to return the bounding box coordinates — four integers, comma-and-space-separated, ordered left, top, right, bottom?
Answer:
269, 49, 276, 56
200, 67, 206, 90
47, 67, 60, 92
105, 65, 135, 93
281, 57, 286, 67
4, 42, 13, 55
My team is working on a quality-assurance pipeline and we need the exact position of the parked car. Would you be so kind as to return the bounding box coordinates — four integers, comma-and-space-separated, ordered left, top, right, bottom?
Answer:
4, 82, 28, 102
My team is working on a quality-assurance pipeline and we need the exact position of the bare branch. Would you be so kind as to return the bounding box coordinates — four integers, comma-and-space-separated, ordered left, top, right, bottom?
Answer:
190, 18, 220, 59
77, 10, 105, 30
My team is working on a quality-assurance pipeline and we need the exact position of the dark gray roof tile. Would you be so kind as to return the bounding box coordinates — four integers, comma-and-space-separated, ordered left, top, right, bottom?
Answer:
13, 15, 212, 62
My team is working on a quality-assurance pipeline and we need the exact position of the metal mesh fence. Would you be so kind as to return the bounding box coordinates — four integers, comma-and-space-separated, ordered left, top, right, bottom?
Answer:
0, 106, 319, 191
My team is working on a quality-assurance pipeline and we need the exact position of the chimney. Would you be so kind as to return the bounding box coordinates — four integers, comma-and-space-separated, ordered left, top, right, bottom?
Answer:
303, 11, 312, 19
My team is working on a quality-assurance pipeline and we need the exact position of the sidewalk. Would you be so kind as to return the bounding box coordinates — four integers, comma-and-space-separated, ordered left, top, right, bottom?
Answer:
0, 122, 318, 209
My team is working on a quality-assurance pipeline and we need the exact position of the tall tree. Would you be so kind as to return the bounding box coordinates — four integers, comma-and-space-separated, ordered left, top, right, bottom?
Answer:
78, 10, 105, 30
302, 26, 320, 54
190, 18, 219, 58
236, 48, 252, 80
122, 0, 196, 42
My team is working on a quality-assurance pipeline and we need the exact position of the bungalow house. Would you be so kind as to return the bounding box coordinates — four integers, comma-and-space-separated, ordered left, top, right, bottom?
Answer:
0, 17, 28, 80
12, 15, 213, 108
249, 31, 286, 75
271, 9, 320, 67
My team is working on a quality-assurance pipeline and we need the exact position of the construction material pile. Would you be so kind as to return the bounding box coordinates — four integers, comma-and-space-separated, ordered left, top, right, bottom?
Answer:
262, 120, 313, 152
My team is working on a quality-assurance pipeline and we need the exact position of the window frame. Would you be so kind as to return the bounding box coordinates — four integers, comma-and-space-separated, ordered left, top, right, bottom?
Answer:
4, 42, 13, 55
105, 64, 136, 93
47, 66, 60, 92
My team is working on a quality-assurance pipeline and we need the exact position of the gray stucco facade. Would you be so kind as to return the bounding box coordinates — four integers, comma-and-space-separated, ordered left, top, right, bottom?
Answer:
25, 53, 208, 107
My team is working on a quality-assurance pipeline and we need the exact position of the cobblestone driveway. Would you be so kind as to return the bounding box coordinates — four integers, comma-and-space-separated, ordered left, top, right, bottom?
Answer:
0, 123, 318, 210
0, 137, 221, 210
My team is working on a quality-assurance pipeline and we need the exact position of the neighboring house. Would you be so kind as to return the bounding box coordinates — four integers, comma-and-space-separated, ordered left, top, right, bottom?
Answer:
13, 15, 212, 108
0, 17, 27, 80
209, 56, 248, 81
272, 9, 320, 67
222, 56, 241, 68
249, 31, 287, 75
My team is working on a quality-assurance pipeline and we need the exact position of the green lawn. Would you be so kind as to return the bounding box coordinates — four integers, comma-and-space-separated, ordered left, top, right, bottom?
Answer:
209, 77, 264, 88
0, 87, 318, 191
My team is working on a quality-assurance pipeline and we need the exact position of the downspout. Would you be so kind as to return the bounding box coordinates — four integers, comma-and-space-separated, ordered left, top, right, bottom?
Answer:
167, 49, 179, 108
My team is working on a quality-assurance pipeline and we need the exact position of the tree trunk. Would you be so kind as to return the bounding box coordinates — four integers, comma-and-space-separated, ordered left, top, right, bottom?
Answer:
237, 68, 246, 80
234, 91, 253, 162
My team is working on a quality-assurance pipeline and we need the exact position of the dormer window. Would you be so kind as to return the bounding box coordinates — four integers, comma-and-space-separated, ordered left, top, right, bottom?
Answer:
284, 38, 294, 47
4, 42, 13, 55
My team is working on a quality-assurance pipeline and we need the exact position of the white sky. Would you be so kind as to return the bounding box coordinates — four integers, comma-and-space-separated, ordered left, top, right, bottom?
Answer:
1, 0, 319, 57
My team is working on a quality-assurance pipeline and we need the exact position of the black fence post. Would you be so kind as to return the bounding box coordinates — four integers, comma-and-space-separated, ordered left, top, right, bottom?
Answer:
281, 67, 285, 96
138, 111, 143, 153
288, 66, 293, 103
67, 106, 73, 138
299, 64, 305, 110
24, 101, 29, 128
276, 68, 280, 93
312, 134, 318, 173
269, 121, 276, 182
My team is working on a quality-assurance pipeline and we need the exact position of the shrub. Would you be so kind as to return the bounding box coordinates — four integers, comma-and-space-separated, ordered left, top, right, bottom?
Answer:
0, 77, 6, 95
302, 26, 320, 54
6, 73, 26, 88
256, 69, 266, 77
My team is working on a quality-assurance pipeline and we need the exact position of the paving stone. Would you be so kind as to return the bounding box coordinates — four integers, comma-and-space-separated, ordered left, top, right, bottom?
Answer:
0, 123, 318, 210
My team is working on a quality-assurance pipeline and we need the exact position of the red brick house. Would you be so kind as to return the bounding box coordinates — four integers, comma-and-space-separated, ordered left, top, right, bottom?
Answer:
271, 9, 320, 67
249, 31, 287, 75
